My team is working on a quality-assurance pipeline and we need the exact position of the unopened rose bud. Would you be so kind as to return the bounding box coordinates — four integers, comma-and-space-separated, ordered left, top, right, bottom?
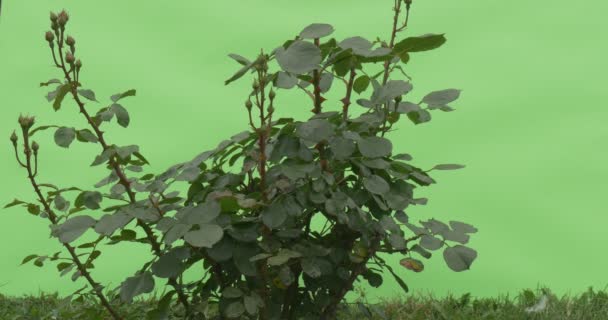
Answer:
18, 115, 35, 130
66, 35, 75, 46
32, 141, 40, 153
45, 31, 55, 43
269, 89, 276, 100
50, 12, 58, 22
10, 131, 18, 144
65, 52, 75, 64
267, 106, 275, 114
75, 59, 82, 69
245, 100, 253, 110
405, 0, 412, 8
394, 95, 402, 103
252, 80, 259, 90
57, 10, 69, 27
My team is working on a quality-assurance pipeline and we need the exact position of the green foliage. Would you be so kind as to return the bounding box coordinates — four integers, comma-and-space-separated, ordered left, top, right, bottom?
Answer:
6, 1, 478, 320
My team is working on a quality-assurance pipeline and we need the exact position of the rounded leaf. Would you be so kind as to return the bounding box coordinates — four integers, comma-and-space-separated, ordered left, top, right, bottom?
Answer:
275, 40, 322, 74
443, 245, 477, 272
363, 175, 390, 194
184, 224, 224, 248
52, 215, 96, 243
299, 23, 334, 39
54, 127, 76, 148
358, 136, 392, 158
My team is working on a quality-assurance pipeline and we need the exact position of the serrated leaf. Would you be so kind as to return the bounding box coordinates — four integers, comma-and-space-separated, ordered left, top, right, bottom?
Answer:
228, 53, 250, 66
224, 301, 245, 318
4, 199, 26, 209
94, 212, 133, 236
449, 221, 478, 234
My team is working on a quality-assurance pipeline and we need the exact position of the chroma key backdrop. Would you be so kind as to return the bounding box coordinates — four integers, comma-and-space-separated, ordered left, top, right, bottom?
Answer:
0, 0, 607, 306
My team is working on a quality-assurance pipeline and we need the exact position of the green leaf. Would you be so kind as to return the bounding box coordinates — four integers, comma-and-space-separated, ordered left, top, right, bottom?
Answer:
393, 33, 446, 54
28, 125, 60, 137
111, 104, 130, 128
296, 118, 335, 143
275, 71, 298, 89
163, 224, 190, 245
4, 199, 26, 209
81, 191, 102, 210
120, 271, 154, 302
225, 56, 261, 85
110, 89, 136, 103
301, 258, 321, 278
358, 136, 392, 158
244, 295, 259, 316
21, 254, 38, 265
181, 199, 221, 225
94, 212, 133, 236
228, 53, 250, 66
394, 210, 409, 223
77, 89, 98, 102
443, 245, 477, 272
329, 137, 356, 160
27, 203, 40, 215
53, 83, 72, 111
262, 201, 287, 230
371, 80, 413, 105
183, 224, 224, 248
338, 37, 373, 56
233, 244, 259, 276
432, 164, 465, 171
51, 215, 96, 243
406, 109, 431, 125
385, 265, 409, 293
53, 194, 69, 212
75, 129, 98, 143
409, 244, 432, 259
399, 258, 424, 272
54, 127, 76, 148
363, 175, 390, 195
353, 75, 370, 94
275, 40, 322, 74
420, 234, 444, 250
449, 221, 478, 234
224, 301, 245, 318
40, 79, 61, 87
151, 249, 186, 279
299, 23, 334, 39
222, 287, 244, 299
422, 89, 461, 106
267, 249, 302, 266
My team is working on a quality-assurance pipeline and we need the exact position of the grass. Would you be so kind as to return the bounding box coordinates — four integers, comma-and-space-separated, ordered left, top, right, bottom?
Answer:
1, 286, 607, 319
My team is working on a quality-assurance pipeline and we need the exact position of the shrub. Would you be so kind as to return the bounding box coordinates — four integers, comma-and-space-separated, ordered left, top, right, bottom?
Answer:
6, 1, 478, 319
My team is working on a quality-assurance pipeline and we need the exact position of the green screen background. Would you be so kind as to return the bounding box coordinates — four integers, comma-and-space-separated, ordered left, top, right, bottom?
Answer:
1, 0, 607, 304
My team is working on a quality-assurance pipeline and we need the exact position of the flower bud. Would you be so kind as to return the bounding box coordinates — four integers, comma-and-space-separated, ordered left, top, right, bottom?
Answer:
32, 141, 40, 153
394, 95, 402, 103
268, 89, 276, 100
51, 21, 59, 31
267, 106, 275, 114
50, 12, 58, 22
45, 31, 55, 43
245, 100, 253, 110
57, 10, 69, 27
65, 52, 75, 64
66, 35, 75, 46
10, 131, 18, 144
18, 115, 35, 130
252, 80, 259, 91
75, 59, 82, 69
